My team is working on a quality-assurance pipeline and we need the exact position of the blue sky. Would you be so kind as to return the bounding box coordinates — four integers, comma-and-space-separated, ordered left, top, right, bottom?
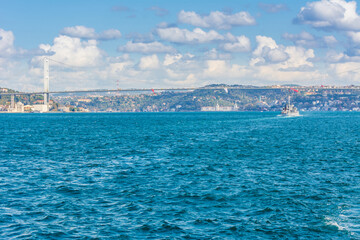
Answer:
1, 0, 360, 91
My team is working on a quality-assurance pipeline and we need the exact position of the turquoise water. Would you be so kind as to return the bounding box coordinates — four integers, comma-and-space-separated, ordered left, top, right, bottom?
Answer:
0, 112, 359, 239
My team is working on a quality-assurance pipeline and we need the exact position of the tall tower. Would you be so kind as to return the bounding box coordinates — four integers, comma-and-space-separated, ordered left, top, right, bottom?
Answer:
44, 57, 49, 111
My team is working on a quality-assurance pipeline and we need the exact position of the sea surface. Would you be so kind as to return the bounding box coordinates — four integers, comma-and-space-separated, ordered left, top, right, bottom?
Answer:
0, 112, 359, 239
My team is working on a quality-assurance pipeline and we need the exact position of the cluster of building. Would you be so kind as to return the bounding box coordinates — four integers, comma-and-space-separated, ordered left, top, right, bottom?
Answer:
1, 85, 360, 113
7, 102, 49, 113
201, 103, 239, 111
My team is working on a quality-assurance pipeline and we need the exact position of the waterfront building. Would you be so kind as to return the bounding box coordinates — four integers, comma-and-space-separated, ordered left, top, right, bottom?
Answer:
8, 102, 25, 113
201, 102, 239, 112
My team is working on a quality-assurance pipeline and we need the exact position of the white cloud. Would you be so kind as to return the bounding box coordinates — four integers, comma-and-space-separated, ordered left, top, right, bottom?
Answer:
267, 48, 289, 63
163, 53, 197, 72
253, 35, 278, 56
201, 60, 252, 85
295, 0, 360, 31
252, 35, 280, 62
204, 48, 232, 60
156, 27, 224, 44
283, 46, 315, 69
347, 31, 360, 44
325, 49, 360, 62
163, 53, 183, 66
165, 69, 181, 78
139, 54, 159, 70
164, 73, 197, 86
0, 29, 51, 91
330, 62, 360, 83
0, 59, 34, 91
251, 35, 315, 71
33, 35, 104, 67
61, 26, 121, 40
157, 22, 174, 29
178, 10, 256, 29
221, 35, 251, 52
118, 41, 175, 54
204, 60, 228, 77
325, 50, 346, 62
323, 35, 338, 45
0, 29, 15, 56
283, 31, 337, 48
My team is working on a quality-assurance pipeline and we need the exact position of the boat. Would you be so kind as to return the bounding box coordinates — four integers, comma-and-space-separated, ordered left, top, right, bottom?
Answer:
281, 95, 299, 116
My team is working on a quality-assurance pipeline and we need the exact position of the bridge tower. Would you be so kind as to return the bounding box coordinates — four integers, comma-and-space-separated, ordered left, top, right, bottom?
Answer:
44, 57, 49, 111
10, 94, 15, 109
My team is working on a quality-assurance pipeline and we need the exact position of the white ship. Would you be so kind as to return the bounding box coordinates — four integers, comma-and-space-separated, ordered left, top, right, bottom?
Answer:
281, 95, 299, 117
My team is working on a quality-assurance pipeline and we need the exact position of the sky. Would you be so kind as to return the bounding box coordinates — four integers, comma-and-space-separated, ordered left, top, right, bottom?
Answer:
1, 0, 360, 91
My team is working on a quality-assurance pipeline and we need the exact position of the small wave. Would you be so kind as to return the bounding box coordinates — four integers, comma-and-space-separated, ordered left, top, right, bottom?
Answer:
193, 218, 218, 225
157, 220, 184, 233
324, 216, 345, 231
55, 185, 82, 195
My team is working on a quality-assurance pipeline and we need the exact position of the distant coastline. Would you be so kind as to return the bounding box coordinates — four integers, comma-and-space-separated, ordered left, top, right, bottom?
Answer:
1, 85, 360, 113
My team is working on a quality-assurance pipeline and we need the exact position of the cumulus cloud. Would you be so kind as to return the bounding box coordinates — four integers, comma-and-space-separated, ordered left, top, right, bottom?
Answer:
202, 60, 251, 83
322, 32, 360, 61
33, 35, 104, 67
347, 31, 360, 44
265, 48, 290, 63
0, 28, 44, 58
251, 35, 315, 71
163, 53, 183, 66
323, 35, 338, 45
279, 46, 315, 70
295, 0, 360, 31
259, 3, 288, 13
0, 29, 15, 56
107, 58, 134, 79
164, 73, 197, 86
178, 10, 256, 29
161, 53, 202, 85
61, 26, 121, 40
204, 48, 232, 60
118, 41, 176, 54
156, 27, 224, 44
156, 22, 177, 29
283, 31, 337, 48
139, 54, 160, 70
221, 35, 251, 52
252, 35, 279, 58
330, 62, 360, 83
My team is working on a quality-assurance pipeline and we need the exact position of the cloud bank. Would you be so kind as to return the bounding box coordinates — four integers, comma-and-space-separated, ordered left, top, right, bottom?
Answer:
61, 26, 121, 40
295, 0, 360, 31
178, 10, 256, 29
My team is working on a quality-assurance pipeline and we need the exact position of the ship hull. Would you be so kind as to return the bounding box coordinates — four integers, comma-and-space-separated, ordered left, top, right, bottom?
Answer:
281, 112, 300, 117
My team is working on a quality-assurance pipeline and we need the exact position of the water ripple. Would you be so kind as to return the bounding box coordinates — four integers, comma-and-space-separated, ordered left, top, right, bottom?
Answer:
0, 112, 359, 239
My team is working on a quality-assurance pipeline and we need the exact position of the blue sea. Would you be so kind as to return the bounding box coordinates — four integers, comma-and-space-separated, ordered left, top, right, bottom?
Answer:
0, 112, 359, 239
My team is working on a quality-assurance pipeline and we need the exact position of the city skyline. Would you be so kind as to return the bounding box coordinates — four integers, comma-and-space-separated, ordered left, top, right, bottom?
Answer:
1, 0, 360, 91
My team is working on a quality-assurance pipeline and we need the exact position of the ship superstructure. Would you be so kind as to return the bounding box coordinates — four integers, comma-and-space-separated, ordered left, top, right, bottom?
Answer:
281, 95, 299, 117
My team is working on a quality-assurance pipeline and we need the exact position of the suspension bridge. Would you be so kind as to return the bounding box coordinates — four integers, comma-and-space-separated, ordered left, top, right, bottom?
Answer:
1, 58, 360, 112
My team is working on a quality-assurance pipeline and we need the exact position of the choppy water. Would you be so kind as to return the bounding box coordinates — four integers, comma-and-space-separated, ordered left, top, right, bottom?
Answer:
0, 112, 359, 239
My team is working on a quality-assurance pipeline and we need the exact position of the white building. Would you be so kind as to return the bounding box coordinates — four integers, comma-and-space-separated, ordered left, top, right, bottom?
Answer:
201, 103, 239, 112
8, 102, 24, 113
33, 104, 49, 113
